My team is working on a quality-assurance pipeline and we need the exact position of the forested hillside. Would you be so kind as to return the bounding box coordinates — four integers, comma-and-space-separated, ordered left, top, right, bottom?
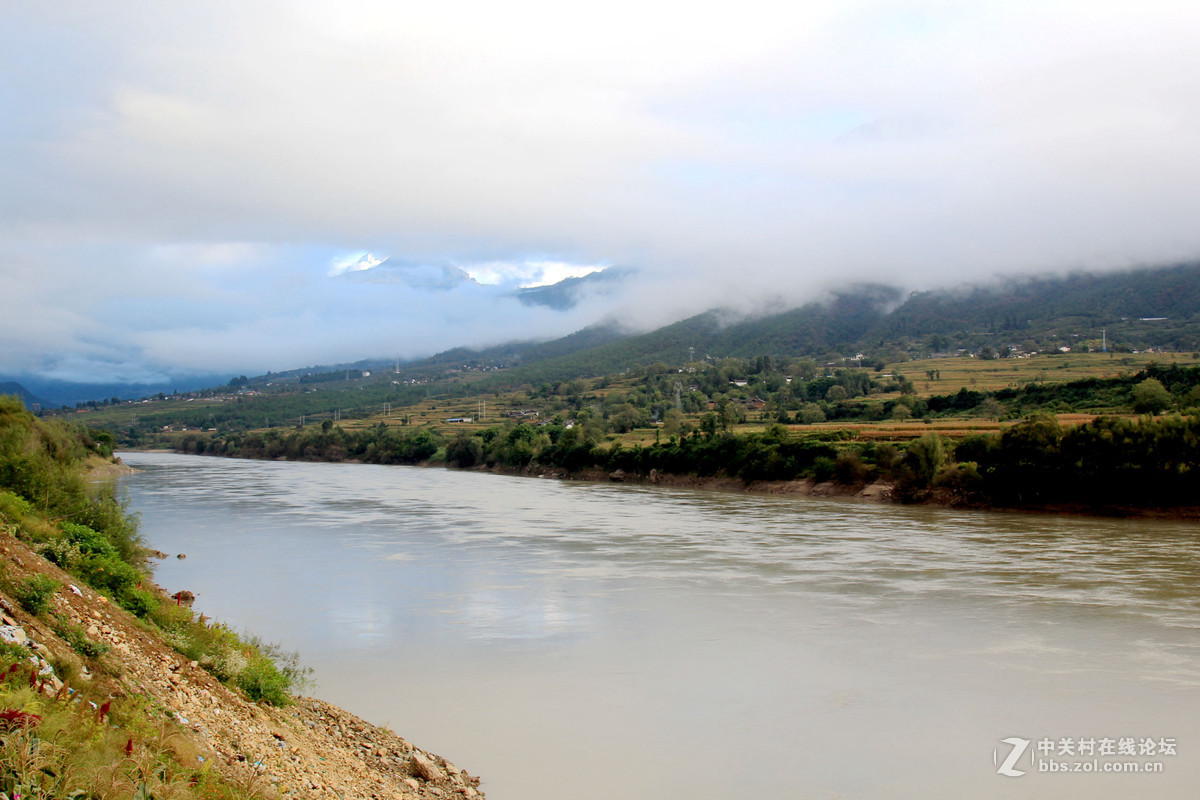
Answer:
461, 263, 1200, 389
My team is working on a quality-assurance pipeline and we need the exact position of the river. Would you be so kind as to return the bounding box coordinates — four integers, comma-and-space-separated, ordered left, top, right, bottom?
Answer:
118, 452, 1200, 799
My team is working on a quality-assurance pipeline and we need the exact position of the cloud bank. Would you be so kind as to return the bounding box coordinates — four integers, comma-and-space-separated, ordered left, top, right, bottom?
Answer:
4, 1, 1200, 381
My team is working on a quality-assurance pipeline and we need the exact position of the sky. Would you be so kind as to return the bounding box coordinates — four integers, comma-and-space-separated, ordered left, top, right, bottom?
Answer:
4, 1, 1200, 384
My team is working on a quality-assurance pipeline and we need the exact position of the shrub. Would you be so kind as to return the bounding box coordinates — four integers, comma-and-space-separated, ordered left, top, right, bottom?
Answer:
60, 522, 117, 557
14, 575, 59, 615
40, 521, 116, 571
904, 432, 945, 487
72, 487, 145, 568
118, 586, 159, 619
446, 434, 483, 468
810, 456, 836, 483
0, 490, 34, 521
52, 616, 110, 659
75, 552, 142, 599
797, 403, 826, 424
933, 461, 983, 500
234, 637, 310, 707
237, 653, 293, 706
834, 450, 869, 484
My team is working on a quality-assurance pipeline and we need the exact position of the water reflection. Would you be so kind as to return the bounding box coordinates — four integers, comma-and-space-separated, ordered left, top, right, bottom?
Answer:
120, 453, 1200, 800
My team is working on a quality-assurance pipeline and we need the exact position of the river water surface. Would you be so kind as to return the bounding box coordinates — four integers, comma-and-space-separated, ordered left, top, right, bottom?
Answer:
119, 452, 1200, 799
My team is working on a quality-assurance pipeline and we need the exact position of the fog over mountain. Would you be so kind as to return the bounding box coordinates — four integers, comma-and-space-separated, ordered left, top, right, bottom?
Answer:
4, 1, 1200, 386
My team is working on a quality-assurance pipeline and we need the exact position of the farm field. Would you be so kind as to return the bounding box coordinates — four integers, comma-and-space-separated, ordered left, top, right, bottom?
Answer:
57, 349, 1195, 453
892, 351, 1200, 397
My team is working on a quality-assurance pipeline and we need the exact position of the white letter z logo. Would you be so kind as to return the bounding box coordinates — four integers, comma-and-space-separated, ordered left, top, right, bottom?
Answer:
995, 737, 1030, 777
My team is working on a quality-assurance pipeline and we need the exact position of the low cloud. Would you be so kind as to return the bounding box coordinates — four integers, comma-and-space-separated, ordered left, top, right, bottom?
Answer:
4, 2, 1200, 383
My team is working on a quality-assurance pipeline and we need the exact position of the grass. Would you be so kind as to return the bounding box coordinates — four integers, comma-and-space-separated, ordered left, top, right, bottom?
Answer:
0, 396, 310, 798
0, 661, 268, 800
2, 515, 306, 712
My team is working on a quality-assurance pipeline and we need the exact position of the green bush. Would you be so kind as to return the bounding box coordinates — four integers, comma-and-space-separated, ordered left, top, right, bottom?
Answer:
39, 522, 117, 571
118, 586, 159, 619
0, 490, 34, 521
60, 522, 117, 556
14, 574, 59, 615
810, 456, 836, 483
834, 450, 869, 484
52, 616, 110, 659
72, 487, 145, 569
237, 653, 293, 706
234, 637, 309, 707
75, 552, 141, 598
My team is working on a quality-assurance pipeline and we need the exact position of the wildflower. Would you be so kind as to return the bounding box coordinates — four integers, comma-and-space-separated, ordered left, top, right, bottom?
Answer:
0, 708, 42, 730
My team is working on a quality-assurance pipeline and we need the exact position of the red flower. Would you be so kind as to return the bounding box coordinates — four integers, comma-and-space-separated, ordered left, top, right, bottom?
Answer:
0, 709, 42, 730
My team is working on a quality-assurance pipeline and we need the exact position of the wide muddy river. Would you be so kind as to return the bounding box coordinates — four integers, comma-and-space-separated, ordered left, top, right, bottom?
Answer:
119, 452, 1200, 799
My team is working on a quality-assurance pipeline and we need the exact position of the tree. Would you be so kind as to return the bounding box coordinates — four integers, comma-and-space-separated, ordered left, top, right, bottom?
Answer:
904, 432, 945, 487
662, 408, 688, 439
607, 403, 642, 433
797, 403, 826, 424
446, 434, 483, 468
717, 399, 746, 431
1132, 378, 1172, 415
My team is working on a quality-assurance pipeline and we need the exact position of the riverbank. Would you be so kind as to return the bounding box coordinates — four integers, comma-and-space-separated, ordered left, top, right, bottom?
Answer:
469, 461, 1200, 521
141, 445, 1200, 520
176, 410, 1200, 519
485, 462, 896, 502
0, 532, 484, 799
85, 453, 136, 480
0, 393, 485, 799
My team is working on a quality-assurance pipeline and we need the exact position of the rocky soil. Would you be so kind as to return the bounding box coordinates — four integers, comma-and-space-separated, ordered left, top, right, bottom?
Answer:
0, 535, 484, 799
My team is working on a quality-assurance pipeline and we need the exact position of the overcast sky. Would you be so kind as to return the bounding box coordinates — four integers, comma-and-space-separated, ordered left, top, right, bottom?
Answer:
4, 1, 1200, 384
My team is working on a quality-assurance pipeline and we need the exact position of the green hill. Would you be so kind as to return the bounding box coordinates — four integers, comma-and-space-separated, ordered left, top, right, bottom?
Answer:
0, 381, 51, 410
479, 264, 1200, 388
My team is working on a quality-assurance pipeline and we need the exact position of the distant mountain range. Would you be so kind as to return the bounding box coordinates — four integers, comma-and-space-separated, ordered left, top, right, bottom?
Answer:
13, 262, 1200, 407
0, 375, 231, 409
0, 382, 51, 410
238, 261, 1200, 392
448, 263, 1200, 387
515, 267, 634, 310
